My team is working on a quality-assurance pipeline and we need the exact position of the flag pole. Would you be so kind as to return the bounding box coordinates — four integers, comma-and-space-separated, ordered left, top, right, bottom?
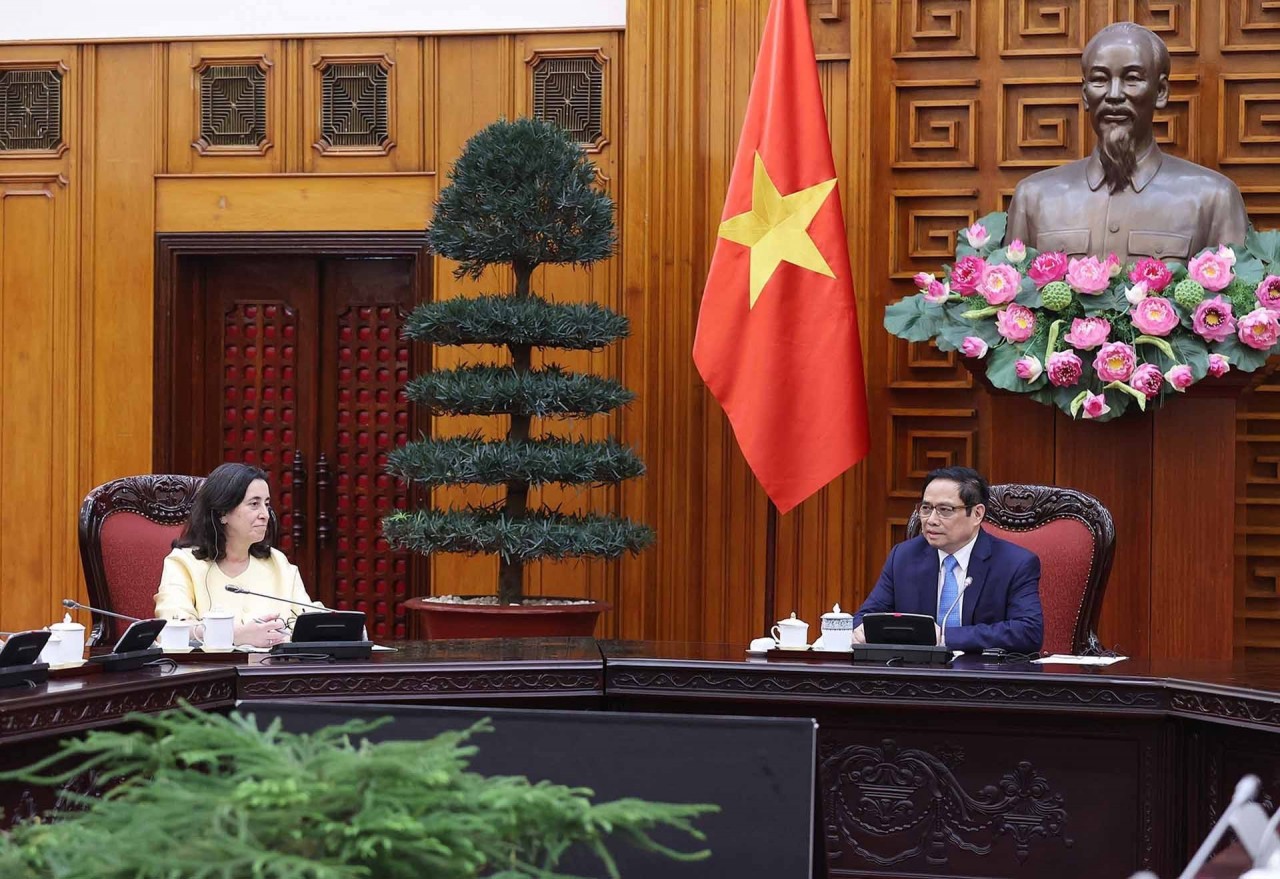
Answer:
764, 498, 778, 635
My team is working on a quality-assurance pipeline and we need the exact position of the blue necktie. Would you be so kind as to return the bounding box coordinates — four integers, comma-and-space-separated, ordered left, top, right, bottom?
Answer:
938, 555, 961, 629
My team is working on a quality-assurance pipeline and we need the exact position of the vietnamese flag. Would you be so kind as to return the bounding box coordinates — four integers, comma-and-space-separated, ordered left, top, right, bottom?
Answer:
693, 0, 870, 514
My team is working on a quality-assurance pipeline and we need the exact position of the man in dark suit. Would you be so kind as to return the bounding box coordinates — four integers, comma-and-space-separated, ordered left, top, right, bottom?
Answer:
852, 467, 1044, 654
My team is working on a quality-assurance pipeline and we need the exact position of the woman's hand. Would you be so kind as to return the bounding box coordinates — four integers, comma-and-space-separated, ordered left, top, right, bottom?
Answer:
234, 614, 289, 648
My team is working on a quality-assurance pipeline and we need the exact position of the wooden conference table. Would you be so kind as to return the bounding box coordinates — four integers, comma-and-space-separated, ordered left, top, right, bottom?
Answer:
3, 639, 1280, 879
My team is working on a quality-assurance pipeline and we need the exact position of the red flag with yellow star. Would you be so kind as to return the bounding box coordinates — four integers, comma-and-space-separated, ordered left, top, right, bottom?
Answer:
693, 0, 869, 514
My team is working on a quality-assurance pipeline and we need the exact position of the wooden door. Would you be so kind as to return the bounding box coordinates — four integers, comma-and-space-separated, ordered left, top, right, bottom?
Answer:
163, 251, 423, 639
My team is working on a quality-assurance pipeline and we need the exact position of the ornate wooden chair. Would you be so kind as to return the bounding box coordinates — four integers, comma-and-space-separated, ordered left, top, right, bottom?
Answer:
907, 483, 1115, 655
77, 474, 203, 645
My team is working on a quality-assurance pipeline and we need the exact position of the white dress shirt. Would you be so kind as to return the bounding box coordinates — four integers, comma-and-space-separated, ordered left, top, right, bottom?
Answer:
936, 530, 980, 624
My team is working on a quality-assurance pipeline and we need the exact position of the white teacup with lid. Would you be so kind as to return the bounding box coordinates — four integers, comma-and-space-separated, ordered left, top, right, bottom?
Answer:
820, 603, 854, 652
771, 612, 809, 649
37, 630, 63, 665
50, 613, 85, 665
159, 618, 193, 652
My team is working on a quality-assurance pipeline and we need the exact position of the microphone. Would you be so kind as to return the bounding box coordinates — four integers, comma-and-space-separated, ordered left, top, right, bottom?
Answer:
62, 599, 142, 623
223, 585, 330, 612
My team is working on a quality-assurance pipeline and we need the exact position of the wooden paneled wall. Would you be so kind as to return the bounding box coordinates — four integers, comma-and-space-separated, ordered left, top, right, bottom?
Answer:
0, 30, 624, 635
2, 0, 1277, 656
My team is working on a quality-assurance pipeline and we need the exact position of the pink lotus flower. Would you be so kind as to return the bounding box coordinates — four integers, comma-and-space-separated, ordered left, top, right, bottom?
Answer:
1006, 239, 1027, 264
1065, 256, 1112, 294
1046, 350, 1083, 387
1128, 363, 1163, 398
1062, 317, 1111, 350
1015, 354, 1043, 382
1237, 307, 1280, 351
913, 271, 935, 290
964, 222, 990, 249
1217, 245, 1237, 267
1130, 257, 1173, 293
1165, 364, 1194, 392
950, 256, 986, 295
1080, 391, 1111, 420
1105, 253, 1122, 278
960, 336, 989, 358
1188, 250, 1234, 292
980, 264, 1022, 305
1093, 341, 1137, 382
1208, 353, 1231, 378
923, 279, 950, 303
1192, 297, 1237, 343
1131, 296, 1180, 336
996, 304, 1037, 342
1028, 251, 1069, 287
1256, 275, 1280, 311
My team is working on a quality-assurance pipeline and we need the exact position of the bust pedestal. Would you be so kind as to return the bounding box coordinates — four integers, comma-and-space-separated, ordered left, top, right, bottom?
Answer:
968, 360, 1254, 659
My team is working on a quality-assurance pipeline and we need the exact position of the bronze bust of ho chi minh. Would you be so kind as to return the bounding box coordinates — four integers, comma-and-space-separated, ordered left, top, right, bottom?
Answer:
1006, 22, 1248, 265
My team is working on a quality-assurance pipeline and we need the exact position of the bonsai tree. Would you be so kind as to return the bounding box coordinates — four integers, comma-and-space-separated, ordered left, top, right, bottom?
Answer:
0, 706, 716, 878
382, 117, 654, 605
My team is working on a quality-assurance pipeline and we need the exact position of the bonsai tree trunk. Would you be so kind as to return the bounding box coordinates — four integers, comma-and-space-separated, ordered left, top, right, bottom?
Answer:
498, 259, 535, 604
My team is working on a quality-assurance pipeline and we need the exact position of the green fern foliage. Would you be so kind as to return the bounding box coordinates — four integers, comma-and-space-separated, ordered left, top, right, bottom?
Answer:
0, 706, 715, 879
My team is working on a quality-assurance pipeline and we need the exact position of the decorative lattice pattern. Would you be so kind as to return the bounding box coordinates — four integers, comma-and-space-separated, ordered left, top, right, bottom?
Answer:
0, 67, 62, 152
198, 64, 267, 149
319, 62, 389, 150
333, 305, 412, 639
532, 55, 604, 149
221, 303, 299, 557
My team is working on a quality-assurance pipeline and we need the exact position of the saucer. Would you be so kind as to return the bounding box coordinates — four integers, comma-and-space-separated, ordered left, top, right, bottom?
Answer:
163, 646, 193, 654
775, 644, 811, 651
199, 646, 234, 653
49, 659, 86, 670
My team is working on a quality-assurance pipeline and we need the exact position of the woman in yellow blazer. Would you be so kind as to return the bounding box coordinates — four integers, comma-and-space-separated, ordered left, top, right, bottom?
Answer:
154, 463, 321, 648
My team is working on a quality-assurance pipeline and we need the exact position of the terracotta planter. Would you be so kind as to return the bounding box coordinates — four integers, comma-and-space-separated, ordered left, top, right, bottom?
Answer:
403, 596, 610, 639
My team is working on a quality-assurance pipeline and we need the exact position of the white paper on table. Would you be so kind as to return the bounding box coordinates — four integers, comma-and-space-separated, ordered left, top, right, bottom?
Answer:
1032, 654, 1128, 666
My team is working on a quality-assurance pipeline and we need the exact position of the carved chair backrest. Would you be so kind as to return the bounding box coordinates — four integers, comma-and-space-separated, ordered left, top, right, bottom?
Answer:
907, 483, 1115, 655
78, 475, 203, 645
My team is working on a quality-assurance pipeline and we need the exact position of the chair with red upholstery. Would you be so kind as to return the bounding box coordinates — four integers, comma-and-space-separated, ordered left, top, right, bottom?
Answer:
907, 483, 1115, 655
77, 474, 203, 645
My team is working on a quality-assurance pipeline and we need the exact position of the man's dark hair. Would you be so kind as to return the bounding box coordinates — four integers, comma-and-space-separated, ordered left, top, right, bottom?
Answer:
1081, 22, 1170, 79
921, 466, 990, 509
173, 462, 276, 561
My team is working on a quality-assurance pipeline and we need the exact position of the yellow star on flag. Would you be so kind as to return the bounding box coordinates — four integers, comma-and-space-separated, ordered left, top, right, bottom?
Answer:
717, 152, 838, 308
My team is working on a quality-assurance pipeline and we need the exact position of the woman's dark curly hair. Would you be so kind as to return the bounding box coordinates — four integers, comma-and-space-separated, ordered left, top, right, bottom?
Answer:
173, 463, 277, 561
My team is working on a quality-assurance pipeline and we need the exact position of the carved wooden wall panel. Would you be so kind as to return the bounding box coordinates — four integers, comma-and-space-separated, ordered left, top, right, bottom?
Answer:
166, 41, 284, 174
868, 0, 1280, 657
0, 63, 65, 155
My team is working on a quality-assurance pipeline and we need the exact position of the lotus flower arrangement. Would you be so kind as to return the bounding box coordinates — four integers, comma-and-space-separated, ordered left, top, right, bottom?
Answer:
884, 212, 1280, 421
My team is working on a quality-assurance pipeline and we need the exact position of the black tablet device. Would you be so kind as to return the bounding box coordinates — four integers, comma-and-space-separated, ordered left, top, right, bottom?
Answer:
111, 618, 167, 654
0, 630, 51, 667
863, 612, 938, 646
291, 611, 366, 643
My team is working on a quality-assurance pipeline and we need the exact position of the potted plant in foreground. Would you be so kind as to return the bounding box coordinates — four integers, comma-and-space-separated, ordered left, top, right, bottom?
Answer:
0, 706, 716, 877
383, 117, 654, 638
